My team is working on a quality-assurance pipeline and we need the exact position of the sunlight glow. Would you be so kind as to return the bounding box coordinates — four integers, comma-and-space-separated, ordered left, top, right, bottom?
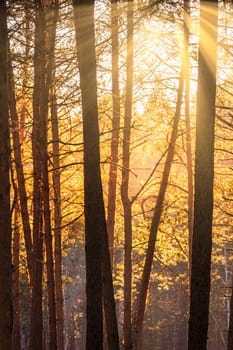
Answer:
199, 4, 218, 76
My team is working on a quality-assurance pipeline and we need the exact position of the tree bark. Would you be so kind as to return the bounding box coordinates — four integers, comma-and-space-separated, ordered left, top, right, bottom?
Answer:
188, 1, 218, 349
0, 1, 13, 348
107, 0, 121, 267
30, 2, 45, 349
73, 1, 104, 348
227, 276, 233, 349
8, 54, 33, 280
12, 204, 21, 350
102, 202, 120, 350
51, 86, 65, 350
42, 4, 59, 349
121, 1, 134, 349
73, 1, 120, 349
184, 0, 194, 280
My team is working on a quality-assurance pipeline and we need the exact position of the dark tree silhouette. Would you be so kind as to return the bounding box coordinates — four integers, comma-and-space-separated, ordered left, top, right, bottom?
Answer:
188, 1, 218, 349
73, 2, 103, 347
121, 1, 134, 349
30, 2, 45, 349
73, 1, 119, 349
0, 1, 13, 349
51, 76, 65, 350
8, 55, 33, 281
107, 0, 121, 267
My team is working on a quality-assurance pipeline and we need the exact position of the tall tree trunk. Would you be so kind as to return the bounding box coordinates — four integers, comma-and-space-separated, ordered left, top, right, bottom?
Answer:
42, 4, 59, 349
12, 204, 21, 350
227, 277, 233, 349
30, 2, 45, 349
102, 203, 120, 350
188, 1, 218, 349
184, 0, 194, 280
73, 1, 119, 349
107, 0, 121, 267
73, 1, 103, 348
51, 85, 65, 350
20, 2, 31, 144
8, 54, 33, 280
133, 65, 185, 350
0, 1, 13, 348
31, 3, 59, 348
121, 1, 134, 349
41, 132, 57, 350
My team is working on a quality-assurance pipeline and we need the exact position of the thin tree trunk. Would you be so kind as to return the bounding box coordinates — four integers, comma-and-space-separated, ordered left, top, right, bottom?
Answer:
30, 3, 59, 348
102, 201, 120, 350
188, 1, 218, 349
227, 276, 233, 349
20, 2, 30, 144
121, 1, 134, 349
51, 86, 65, 350
107, 0, 121, 267
30, 2, 45, 349
8, 55, 33, 280
12, 204, 21, 350
184, 0, 193, 280
42, 4, 59, 349
0, 1, 13, 348
42, 136, 57, 350
133, 66, 185, 350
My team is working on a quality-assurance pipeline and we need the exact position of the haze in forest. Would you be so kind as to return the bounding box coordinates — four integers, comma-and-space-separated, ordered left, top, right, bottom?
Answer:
0, 1, 233, 350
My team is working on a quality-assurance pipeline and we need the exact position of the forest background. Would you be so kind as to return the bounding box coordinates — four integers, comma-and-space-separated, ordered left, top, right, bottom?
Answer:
0, 0, 233, 349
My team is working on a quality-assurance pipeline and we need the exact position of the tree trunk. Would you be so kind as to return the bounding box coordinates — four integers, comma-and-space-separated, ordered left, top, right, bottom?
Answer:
42, 137, 58, 350
51, 85, 65, 350
12, 204, 21, 350
227, 276, 233, 349
31, 2, 59, 348
73, 1, 103, 348
102, 201, 120, 350
0, 1, 13, 348
30, 2, 45, 349
73, 1, 120, 349
121, 1, 134, 349
188, 1, 218, 349
184, 0, 194, 280
107, 0, 121, 267
8, 54, 33, 280
42, 4, 59, 349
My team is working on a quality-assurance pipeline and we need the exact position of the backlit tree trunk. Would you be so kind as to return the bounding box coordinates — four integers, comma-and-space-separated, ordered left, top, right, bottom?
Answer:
30, 2, 45, 349
12, 204, 21, 350
184, 0, 194, 280
73, 1, 119, 348
73, 1, 104, 348
42, 4, 59, 349
8, 54, 33, 280
188, 1, 218, 349
107, 0, 121, 267
121, 1, 134, 349
51, 84, 65, 350
0, 1, 13, 348
227, 276, 233, 349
